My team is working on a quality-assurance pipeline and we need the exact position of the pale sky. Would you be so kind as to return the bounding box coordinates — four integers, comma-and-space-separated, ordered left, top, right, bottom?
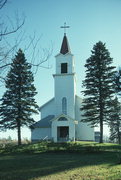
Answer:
0, 0, 121, 139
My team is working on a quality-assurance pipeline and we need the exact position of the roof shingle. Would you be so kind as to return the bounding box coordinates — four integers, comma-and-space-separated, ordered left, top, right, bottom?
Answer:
31, 115, 54, 128
60, 35, 71, 55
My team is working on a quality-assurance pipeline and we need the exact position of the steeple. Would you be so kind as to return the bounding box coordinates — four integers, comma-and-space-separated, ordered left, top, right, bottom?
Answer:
54, 25, 76, 119
60, 23, 71, 55
60, 35, 71, 55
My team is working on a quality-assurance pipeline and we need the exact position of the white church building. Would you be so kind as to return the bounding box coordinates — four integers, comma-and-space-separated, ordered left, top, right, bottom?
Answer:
31, 32, 94, 142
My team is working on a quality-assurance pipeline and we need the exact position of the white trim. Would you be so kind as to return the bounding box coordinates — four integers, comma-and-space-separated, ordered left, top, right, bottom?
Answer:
55, 52, 74, 57
50, 113, 78, 124
53, 73, 75, 77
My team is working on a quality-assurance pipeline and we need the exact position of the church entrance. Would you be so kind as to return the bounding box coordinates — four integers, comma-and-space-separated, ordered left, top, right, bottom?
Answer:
57, 126, 69, 142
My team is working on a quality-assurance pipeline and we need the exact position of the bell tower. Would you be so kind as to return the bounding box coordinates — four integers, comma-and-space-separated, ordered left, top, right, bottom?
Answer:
53, 26, 76, 119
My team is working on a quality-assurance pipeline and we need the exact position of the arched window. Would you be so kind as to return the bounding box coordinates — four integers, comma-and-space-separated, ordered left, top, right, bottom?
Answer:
62, 97, 67, 115
58, 117, 67, 121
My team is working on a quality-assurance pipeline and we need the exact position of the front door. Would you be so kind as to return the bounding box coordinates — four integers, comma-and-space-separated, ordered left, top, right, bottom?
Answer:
57, 126, 69, 141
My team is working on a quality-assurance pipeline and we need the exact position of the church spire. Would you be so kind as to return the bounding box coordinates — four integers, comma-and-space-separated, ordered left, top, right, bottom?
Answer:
60, 23, 71, 55
60, 35, 71, 55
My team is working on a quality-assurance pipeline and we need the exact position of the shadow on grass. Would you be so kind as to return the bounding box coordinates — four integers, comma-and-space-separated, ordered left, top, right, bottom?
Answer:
0, 142, 121, 180
1, 141, 121, 154
0, 151, 121, 180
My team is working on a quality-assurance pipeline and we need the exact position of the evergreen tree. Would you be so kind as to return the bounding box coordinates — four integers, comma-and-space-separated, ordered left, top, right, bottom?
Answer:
109, 97, 121, 144
109, 68, 121, 143
114, 68, 121, 96
81, 41, 116, 143
0, 49, 38, 145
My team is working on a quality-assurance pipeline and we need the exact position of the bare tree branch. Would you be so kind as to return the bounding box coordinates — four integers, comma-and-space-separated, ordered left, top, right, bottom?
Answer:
0, 0, 7, 10
30, 45, 53, 73
22, 32, 53, 73
0, 17, 25, 40
0, 63, 11, 69
0, 31, 53, 85
0, 0, 52, 87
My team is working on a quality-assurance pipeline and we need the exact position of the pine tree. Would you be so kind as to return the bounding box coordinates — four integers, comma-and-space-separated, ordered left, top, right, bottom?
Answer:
109, 97, 121, 144
0, 49, 38, 145
81, 41, 116, 143
114, 68, 121, 96
109, 68, 121, 143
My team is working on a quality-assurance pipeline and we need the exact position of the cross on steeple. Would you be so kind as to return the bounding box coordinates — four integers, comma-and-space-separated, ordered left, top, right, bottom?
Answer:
60, 22, 70, 35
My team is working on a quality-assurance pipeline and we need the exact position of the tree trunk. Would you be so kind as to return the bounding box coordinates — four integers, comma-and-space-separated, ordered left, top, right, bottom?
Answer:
118, 128, 121, 144
99, 87, 103, 143
99, 70, 103, 143
17, 122, 21, 145
100, 119, 103, 143
99, 94, 103, 143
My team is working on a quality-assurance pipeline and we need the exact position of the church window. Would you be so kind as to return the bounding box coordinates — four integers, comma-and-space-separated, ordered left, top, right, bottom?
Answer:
62, 97, 67, 114
61, 63, 68, 73
58, 117, 67, 121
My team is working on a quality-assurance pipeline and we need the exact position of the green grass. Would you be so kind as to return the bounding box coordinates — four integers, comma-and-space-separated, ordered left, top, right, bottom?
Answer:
0, 141, 121, 180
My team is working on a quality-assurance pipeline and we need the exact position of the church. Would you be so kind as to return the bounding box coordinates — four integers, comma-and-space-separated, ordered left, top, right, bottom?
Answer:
31, 30, 94, 142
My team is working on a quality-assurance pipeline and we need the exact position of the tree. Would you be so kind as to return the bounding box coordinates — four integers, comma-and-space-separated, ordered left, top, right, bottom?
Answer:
0, 49, 38, 145
81, 41, 116, 143
109, 68, 121, 144
114, 68, 121, 96
109, 97, 121, 144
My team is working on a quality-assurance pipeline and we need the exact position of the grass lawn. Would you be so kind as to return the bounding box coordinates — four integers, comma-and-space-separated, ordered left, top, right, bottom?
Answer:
0, 141, 121, 180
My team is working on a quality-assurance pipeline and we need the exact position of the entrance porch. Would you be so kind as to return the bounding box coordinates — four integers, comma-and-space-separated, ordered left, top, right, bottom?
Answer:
51, 114, 77, 142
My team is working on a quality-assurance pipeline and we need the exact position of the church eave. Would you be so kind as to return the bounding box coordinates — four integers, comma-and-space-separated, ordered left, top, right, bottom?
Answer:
53, 73, 75, 77
50, 114, 78, 123
55, 52, 74, 58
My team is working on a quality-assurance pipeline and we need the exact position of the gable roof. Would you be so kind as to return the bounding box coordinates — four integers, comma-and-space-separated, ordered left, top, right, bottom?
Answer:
31, 115, 55, 128
39, 98, 54, 110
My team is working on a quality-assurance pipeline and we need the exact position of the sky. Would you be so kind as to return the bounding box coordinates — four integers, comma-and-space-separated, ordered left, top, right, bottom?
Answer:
0, 0, 121, 140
